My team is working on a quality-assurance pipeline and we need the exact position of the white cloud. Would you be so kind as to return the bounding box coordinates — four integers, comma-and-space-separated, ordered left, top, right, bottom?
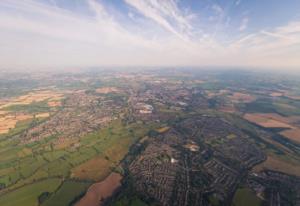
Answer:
228, 21, 300, 67
124, 0, 193, 40
0, 0, 299, 70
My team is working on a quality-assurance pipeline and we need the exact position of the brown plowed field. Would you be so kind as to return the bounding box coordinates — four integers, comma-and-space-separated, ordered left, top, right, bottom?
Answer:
75, 172, 122, 206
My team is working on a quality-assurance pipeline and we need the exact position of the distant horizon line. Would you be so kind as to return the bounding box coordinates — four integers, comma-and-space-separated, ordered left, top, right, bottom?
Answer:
0, 65, 299, 74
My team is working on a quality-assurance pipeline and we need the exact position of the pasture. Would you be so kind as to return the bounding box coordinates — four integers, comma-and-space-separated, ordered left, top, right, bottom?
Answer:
232, 188, 262, 206
0, 118, 158, 204
0, 178, 61, 206
42, 180, 91, 206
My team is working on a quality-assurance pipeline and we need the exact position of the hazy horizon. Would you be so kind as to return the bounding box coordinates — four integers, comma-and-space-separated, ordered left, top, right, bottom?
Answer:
0, 0, 300, 70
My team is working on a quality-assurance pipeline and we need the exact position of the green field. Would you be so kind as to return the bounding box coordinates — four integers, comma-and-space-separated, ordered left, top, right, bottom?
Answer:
2, 70, 299, 206
0, 178, 61, 206
244, 97, 300, 116
0, 119, 32, 140
42, 180, 91, 206
112, 196, 149, 206
2, 101, 51, 114
0, 117, 158, 204
232, 188, 263, 206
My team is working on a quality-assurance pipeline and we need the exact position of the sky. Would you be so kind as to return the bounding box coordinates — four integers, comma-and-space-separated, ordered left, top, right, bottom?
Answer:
0, 0, 300, 70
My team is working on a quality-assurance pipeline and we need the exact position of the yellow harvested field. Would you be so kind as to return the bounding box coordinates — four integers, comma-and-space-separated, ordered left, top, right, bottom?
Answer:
205, 89, 229, 98
227, 134, 237, 139
280, 128, 300, 144
35, 112, 50, 118
253, 155, 300, 177
0, 114, 32, 134
244, 113, 294, 128
156, 126, 170, 133
96, 87, 119, 94
48, 101, 61, 107
229, 92, 256, 103
0, 111, 8, 115
71, 156, 111, 181
0, 90, 62, 134
0, 90, 63, 109
206, 91, 217, 98
270, 92, 283, 97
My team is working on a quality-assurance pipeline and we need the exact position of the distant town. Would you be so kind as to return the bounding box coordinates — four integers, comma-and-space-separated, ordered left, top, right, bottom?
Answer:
0, 69, 299, 206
